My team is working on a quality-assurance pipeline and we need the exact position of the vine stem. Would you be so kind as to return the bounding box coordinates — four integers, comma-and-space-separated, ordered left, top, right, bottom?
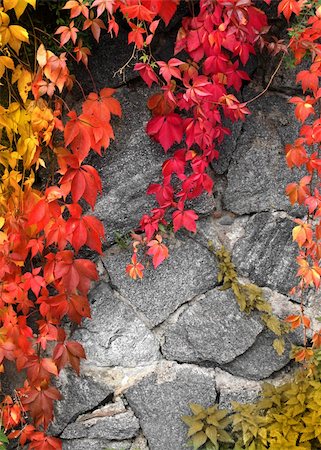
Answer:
245, 51, 287, 105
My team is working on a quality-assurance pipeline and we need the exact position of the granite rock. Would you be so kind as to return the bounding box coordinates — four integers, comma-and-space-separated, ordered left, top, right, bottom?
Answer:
125, 362, 217, 450
73, 282, 160, 367
223, 329, 292, 380
222, 91, 303, 216
61, 439, 132, 450
104, 236, 218, 327
162, 289, 264, 365
61, 410, 139, 441
232, 212, 298, 295
51, 369, 113, 435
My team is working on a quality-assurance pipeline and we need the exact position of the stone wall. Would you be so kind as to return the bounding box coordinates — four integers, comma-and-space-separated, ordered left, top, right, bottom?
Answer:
44, 17, 321, 450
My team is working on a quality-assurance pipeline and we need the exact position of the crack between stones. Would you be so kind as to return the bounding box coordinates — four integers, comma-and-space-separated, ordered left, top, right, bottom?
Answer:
151, 288, 213, 332
55, 392, 114, 438
99, 257, 155, 330
211, 120, 245, 182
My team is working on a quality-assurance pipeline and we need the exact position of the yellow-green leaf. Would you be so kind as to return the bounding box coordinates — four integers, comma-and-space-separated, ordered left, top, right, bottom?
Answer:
187, 421, 204, 437
190, 431, 207, 450
273, 338, 285, 356
205, 425, 218, 445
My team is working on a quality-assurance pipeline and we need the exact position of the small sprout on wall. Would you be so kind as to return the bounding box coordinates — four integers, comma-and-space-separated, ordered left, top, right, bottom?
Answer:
212, 244, 290, 355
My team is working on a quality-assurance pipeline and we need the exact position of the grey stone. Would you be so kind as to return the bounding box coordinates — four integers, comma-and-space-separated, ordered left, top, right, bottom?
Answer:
125, 362, 217, 450
61, 410, 140, 441
232, 212, 298, 295
73, 282, 160, 367
219, 214, 235, 226
223, 329, 292, 380
62, 438, 132, 450
262, 54, 310, 95
222, 91, 303, 216
51, 369, 113, 435
215, 369, 261, 410
162, 288, 264, 365
104, 236, 218, 327
212, 119, 244, 175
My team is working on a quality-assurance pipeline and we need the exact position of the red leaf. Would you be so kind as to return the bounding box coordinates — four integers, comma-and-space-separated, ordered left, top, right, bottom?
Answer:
172, 209, 199, 233
147, 234, 169, 268
278, 0, 305, 21
158, 0, 179, 25
126, 253, 144, 280
146, 113, 184, 151
134, 63, 159, 87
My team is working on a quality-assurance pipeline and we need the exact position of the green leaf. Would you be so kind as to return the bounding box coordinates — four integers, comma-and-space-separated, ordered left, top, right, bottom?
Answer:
190, 431, 208, 450
205, 425, 218, 445
188, 421, 204, 437
0, 430, 8, 444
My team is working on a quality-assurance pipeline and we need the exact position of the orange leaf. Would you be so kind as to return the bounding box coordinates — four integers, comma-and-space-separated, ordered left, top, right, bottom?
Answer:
284, 314, 301, 329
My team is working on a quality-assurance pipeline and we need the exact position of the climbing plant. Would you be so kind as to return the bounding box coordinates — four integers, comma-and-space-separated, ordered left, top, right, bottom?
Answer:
1, 0, 321, 448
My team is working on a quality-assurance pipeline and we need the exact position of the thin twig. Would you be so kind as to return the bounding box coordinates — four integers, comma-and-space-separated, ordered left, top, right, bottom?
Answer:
245, 51, 286, 105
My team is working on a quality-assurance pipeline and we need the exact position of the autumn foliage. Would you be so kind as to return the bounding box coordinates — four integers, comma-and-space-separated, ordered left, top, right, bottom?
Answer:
0, 0, 320, 448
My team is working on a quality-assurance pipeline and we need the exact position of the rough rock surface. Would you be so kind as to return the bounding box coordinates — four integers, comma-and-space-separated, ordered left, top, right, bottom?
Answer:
104, 236, 218, 327
61, 410, 139, 440
162, 289, 264, 365
223, 329, 292, 380
125, 363, 217, 450
51, 370, 113, 435
62, 438, 132, 450
90, 84, 166, 244
73, 282, 160, 367
221, 91, 303, 216
215, 369, 262, 409
232, 212, 298, 295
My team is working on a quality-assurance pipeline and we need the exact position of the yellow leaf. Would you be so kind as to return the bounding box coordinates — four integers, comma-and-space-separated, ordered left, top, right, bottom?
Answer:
187, 421, 204, 437
0, 217, 5, 229
4, 0, 36, 19
0, 56, 14, 79
18, 68, 31, 103
37, 43, 47, 68
190, 431, 207, 450
8, 24, 29, 53
205, 425, 218, 444
273, 338, 285, 356
0, 231, 7, 245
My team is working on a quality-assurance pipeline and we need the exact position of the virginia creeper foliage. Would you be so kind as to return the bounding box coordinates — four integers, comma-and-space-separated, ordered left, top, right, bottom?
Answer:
1, 0, 321, 448
0, 0, 121, 447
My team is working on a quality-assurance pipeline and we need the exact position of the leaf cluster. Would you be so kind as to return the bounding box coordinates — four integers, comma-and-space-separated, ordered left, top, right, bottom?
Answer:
183, 371, 321, 450
182, 403, 233, 450
214, 246, 290, 355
